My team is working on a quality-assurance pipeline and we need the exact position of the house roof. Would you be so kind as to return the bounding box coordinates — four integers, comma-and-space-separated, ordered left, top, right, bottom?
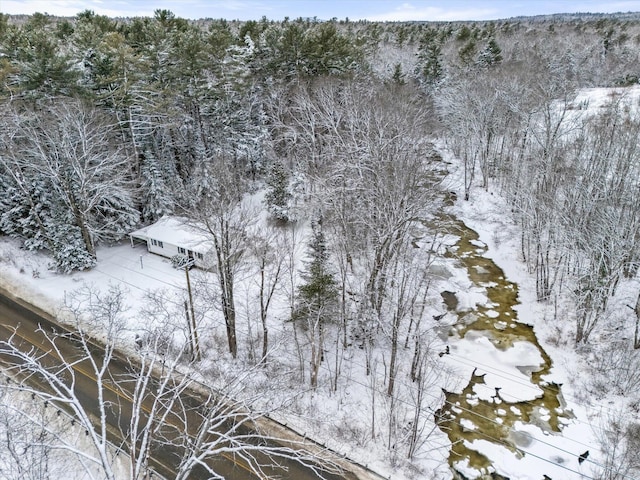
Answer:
130, 216, 214, 254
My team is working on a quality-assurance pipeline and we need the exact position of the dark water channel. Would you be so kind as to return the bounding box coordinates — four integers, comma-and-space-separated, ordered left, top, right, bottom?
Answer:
435, 215, 573, 479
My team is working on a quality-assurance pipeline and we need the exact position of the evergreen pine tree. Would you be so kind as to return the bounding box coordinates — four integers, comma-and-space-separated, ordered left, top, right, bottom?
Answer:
140, 148, 174, 223
478, 38, 503, 67
0, 169, 54, 251
48, 217, 97, 273
0, 175, 25, 237
391, 63, 406, 85
417, 29, 444, 86
458, 39, 477, 66
294, 220, 338, 324
293, 219, 338, 387
10, 14, 80, 98
264, 160, 292, 223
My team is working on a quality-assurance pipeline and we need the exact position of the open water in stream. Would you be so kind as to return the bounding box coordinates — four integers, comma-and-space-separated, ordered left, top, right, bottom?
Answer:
435, 214, 574, 479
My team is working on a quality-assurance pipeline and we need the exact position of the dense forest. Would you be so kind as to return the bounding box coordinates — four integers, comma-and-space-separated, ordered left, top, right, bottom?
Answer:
1, 9, 640, 480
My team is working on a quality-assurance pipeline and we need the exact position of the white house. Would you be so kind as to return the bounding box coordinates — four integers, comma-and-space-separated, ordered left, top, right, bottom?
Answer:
129, 216, 214, 269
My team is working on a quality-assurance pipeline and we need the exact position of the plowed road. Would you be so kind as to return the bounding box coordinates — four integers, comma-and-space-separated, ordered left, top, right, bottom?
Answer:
0, 289, 355, 480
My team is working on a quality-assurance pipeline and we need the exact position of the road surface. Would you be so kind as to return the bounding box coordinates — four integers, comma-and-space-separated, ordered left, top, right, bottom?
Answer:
0, 288, 362, 480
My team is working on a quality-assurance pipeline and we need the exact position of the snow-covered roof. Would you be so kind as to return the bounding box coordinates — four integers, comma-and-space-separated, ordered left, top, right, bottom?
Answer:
130, 216, 214, 254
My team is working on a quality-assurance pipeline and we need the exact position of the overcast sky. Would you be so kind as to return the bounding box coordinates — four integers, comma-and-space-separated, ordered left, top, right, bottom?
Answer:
1, 0, 640, 21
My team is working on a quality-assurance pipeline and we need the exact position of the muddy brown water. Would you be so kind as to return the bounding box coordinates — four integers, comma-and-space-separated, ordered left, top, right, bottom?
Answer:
436, 215, 573, 479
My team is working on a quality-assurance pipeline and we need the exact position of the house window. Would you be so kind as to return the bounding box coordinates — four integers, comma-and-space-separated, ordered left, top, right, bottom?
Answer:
178, 247, 186, 255
151, 239, 164, 248
196, 252, 204, 260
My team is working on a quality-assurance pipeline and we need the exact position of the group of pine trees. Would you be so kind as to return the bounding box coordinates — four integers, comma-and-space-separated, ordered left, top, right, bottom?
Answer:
0, 9, 367, 271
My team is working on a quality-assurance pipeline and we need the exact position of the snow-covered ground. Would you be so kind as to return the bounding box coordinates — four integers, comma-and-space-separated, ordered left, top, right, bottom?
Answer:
0, 174, 609, 480
439, 147, 605, 480
2, 86, 638, 479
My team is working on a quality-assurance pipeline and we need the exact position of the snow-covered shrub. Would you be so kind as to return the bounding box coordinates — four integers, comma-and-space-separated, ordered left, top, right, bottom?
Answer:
49, 223, 97, 273
593, 415, 640, 480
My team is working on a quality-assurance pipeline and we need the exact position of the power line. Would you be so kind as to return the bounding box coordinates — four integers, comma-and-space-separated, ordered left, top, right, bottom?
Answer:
254, 319, 636, 480
310, 355, 609, 480
99, 244, 629, 427
40, 244, 637, 479
256, 311, 620, 443
160, 292, 626, 479
78, 269, 626, 480
442, 351, 623, 433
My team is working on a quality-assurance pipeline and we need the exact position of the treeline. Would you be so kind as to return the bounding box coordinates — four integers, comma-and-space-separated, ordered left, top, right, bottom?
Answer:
2, 9, 639, 272
1, 9, 640, 471
0, 9, 369, 271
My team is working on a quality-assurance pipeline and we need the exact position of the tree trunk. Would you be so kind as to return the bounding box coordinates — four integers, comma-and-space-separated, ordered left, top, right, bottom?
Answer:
309, 318, 323, 389
212, 218, 238, 359
387, 311, 400, 397
630, 292, 640, 349
259, 261, 269, 365
185, 267, 200, 362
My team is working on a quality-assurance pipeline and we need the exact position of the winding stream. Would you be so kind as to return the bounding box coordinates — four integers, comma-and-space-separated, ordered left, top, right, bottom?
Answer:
436, 215, 573, 479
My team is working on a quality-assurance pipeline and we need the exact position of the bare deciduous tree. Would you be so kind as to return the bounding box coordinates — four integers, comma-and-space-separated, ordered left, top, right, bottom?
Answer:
186, 152, 257, 359
0, 285, 342, 480
593, 414, 640, 480
247, 228, 287, 366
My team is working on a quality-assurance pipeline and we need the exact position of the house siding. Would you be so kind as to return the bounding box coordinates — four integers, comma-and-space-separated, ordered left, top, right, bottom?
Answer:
148, 240, 180, 259
130, 216, 215, 270
146, 239, 213, 269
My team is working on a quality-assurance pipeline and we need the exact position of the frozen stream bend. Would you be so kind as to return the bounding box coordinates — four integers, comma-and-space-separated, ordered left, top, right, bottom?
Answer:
435, 215, 574, 479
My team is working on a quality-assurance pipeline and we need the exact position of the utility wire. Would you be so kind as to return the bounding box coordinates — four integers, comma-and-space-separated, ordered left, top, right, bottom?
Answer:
320, 356, 637, 480
51, 246, 638, 479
